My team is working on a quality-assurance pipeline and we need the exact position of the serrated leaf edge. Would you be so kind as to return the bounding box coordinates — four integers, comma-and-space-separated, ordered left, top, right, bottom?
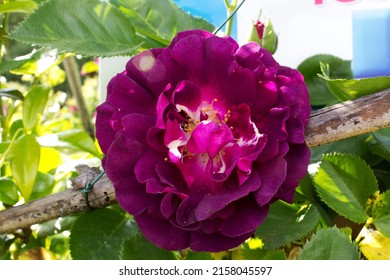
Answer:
313, 153, 378, 223
298, 227, 360, 260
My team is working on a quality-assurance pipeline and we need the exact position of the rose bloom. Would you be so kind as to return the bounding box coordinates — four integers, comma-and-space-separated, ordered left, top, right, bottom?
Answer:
96, 30, 311, 252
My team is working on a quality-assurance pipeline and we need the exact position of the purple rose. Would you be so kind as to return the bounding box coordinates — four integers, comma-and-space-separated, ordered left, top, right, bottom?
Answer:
96, 30, 311, 252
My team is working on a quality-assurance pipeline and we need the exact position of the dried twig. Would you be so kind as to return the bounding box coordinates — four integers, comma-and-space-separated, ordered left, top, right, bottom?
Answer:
1, 89, 390, 234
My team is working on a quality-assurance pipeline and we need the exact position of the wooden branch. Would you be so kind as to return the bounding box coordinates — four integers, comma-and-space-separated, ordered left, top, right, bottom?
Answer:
0, 165, 116, 234
1, 89, 390, 234
305, 88, 390, 147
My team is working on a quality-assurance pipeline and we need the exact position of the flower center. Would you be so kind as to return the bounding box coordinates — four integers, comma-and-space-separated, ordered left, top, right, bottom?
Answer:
164, 96, 265, 187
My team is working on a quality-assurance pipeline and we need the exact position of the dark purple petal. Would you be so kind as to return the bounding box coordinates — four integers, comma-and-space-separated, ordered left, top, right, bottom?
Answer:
134, 150, 162, 183
95, 102, 118, 154
136, 211, 191, 251
273, 144, 311, 203
172, 80, 202, 112
220, 197, 269, 237
195, 172, 261, 221
106, 73, 156, 116
254, 157, 287, 206
161, 192, 180, 219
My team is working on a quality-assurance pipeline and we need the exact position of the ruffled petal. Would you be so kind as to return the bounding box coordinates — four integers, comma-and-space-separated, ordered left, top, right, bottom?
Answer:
195, 172, 261, 221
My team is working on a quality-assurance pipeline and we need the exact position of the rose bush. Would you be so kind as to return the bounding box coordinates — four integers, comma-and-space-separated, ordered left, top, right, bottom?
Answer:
96, 30, 311, 252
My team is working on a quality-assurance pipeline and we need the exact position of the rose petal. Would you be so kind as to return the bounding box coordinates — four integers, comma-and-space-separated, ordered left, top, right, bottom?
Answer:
273, 144, 311, 203
220, 197, 269, 237
136, 211, 190, 251
195, 172, 261, 221
254, 156, 287, 206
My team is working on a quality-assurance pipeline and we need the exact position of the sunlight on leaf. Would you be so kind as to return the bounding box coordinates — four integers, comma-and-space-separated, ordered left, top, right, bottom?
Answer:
313, 153, 378, 223
9, 0, 142, 57
359, 228, 390, 260
9, 134, 40, 202
319, 63, 390, 101
38, 147, 62, 173
0, 1, 37, 14
297, 54, 352, 106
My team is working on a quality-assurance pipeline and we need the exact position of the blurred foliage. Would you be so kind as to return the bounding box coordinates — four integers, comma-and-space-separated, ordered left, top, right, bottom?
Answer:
0, 0, 101, 260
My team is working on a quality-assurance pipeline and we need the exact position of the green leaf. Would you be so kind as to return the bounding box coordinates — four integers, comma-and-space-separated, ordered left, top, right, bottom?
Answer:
37, 130, 102, 158
9, 0, 143, 57
256, 201, 320, 250
9, 134, 40, 202
313, 154, 378, 223
369, 128, 390, 161
294, 173, 316, 202
0, 88, 24, 101
70, 208, 138, 260
0, 48, 45, 75
113, 0, 215, 47
38, 147, 62, 173
120, 233, 177, 260
36, 216, 77, 238
57, 130, 102, 158
310, 134, 369, 163
298, 227, 360, 260
23, 86, 50, 131
370, 190, 390, 237
9, 119, 24, 139
0, 178, 19, 205
0, 1, 37, 14
29, 172, 55, 201
0, 48, 46, 75
297, 54, 352, 106
319, 63, 390, 101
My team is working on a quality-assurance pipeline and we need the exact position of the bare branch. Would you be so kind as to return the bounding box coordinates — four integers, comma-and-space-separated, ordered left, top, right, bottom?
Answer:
1, 89, 390, 234
0, 165, 116, 234
305, 88, 390, 147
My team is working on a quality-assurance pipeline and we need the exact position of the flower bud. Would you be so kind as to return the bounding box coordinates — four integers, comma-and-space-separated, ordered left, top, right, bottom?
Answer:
249, 17, 278, 54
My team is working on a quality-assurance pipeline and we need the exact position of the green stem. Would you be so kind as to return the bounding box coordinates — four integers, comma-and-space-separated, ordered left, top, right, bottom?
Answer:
225, 0, 238, 36
214, 0, 246, 36
62, 55, 95, 139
